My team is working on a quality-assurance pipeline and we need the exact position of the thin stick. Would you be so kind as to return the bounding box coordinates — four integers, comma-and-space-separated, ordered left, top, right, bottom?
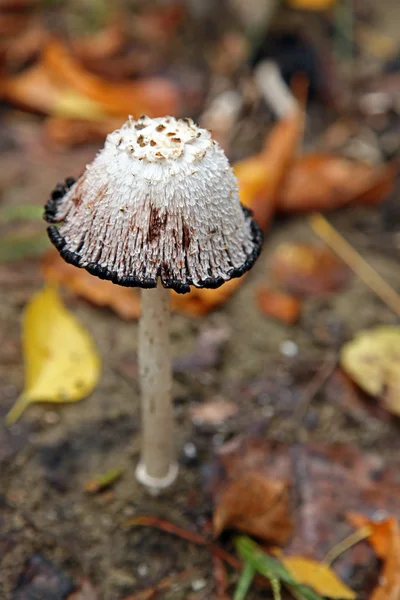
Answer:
127, 516, 270, 589
310, 213, 400, 318
323, 526, 372, 566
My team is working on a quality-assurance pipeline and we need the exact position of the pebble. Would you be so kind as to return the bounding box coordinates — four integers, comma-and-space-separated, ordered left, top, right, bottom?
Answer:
180, 442, 199, 466
279, 340, 298, 358
137, 563, 149, 577
191, 578, 207, 592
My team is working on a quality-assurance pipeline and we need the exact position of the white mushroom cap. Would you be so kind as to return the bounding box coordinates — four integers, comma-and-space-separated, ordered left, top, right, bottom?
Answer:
45, 115, 262, 293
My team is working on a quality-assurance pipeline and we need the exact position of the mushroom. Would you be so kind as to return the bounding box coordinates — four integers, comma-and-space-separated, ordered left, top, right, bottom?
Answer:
43, 115, 263, 492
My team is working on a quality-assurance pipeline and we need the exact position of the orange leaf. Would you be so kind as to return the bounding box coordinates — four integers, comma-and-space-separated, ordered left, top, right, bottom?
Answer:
235, 108, 304, 230
0, 63, 63, 115
41, 251, 140, 320
348, 513, 400, 600
213, 473, 293, 545
288, 0, 336, 9
256, 286, 301, 324
347, 513, 397, 559
171, 277, 244, 317
269, 242, 350, 295
41, 39, 179, 118
277, 154, 397, 213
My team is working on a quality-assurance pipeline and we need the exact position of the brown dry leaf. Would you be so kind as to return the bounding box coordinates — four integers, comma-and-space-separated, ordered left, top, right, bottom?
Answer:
41, 39, 179, 118
347, 513, 400, 600
0, 63, 106, 118
277, 154, 397, 213
0, 63, 64, 115
41, 251, 140, 320
269, 242, 350, 295
235, 108, 304, 230
256, 286, 301, 324
44, 116, 123, 148
213, 473, 293, 545
190, 400, 239, 427
340, 326, 400, 416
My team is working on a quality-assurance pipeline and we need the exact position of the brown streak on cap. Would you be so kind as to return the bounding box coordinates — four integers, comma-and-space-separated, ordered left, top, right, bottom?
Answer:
148, 206, 167, 243
182, 221, 190, 252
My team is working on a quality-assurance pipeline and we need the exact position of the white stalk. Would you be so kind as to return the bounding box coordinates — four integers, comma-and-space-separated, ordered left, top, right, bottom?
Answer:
135, 285, 178, 492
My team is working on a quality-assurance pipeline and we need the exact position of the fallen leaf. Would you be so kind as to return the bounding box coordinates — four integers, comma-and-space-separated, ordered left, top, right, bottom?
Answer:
269, 243, 350, 295
235, 108, 304, 230
171, 278, 244, 317
347, 514, 400, 600
236, 536, 324, 600
190, 400, 239, 427
206, 435, 400, 594
0, 63, 106, 118
84, 467, 123, 494
41, 251, 141, 320
347, 513, 396, 559
42, 39, 179, 118
5, 286, 101, 425
256, 287, 301, 324
340, 326, 400, 415
281, 557, 356, 599
288, 0, 336, 9
44, 116, 123, 148
213, 473, 293, 545
277, 155, 396, 213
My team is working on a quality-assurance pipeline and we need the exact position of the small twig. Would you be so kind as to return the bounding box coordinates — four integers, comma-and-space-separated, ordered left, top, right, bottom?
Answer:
310, 213, 400, 319
126, 516, 270, 589
323, 526, 372, 566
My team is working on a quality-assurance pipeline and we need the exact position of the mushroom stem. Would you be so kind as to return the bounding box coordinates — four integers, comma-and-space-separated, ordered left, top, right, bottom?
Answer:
135, 285, 178, 492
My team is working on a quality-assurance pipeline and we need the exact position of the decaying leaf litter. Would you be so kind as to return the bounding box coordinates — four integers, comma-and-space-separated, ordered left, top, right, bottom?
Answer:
2, 0, 400, 598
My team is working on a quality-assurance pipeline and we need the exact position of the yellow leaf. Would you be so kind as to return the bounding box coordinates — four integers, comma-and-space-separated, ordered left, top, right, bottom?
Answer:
288, 0, 336, 10
5, 286, 101, 425
53, 90, 107, 120
340, 326, 400, 415
281, 557, 356, 599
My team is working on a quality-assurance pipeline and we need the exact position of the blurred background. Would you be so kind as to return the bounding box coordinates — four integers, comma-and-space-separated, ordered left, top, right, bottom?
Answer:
2, 1, 400, 599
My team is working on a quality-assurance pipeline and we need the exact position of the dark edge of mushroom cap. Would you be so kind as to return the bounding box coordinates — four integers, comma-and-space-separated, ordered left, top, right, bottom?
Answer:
44, 179, 263, 295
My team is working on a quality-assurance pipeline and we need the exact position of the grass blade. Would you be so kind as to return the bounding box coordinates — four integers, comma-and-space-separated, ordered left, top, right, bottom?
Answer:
233, 562, 255, 600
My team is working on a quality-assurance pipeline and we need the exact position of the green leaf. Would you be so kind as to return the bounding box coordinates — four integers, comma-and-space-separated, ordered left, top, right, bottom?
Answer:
233, 562, 255, 600
235, 537, 325, 600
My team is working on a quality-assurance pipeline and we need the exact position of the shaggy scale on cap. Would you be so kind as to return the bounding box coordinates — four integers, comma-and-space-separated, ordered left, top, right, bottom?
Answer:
44, 115, 263, 294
